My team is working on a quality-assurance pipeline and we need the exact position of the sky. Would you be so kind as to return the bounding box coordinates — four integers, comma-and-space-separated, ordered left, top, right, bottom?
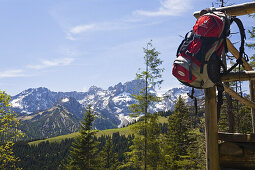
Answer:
0, 0, 254, 95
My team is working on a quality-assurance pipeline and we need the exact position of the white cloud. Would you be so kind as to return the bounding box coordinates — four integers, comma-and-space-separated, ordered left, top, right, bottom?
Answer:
66, 19, 162, 40
0, 69, 25, 78
70, 24, 96, 34
134, 0, 192, 16
65, 1, 185, 41
27, 58, 74, 70
66, 34, 77, 41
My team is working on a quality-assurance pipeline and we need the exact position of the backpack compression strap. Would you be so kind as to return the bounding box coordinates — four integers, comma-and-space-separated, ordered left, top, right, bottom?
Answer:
187, 87, 198, 115
216, 84, 224, 122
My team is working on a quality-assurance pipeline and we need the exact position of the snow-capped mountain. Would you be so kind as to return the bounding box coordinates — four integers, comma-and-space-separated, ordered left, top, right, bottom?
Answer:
11, 87, 85, 115
11, 79, 203, 138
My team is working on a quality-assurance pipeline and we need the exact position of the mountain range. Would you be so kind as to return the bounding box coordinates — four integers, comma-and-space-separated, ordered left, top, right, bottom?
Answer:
11, 79, 203, 139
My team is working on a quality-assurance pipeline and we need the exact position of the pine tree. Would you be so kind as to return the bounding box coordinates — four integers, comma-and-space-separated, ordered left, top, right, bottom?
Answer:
100, 137, 118, 169
162, 96, 205, 169
63, 105, 99, 170
126, 41, 164, 169
146, 113, 162, 169
234, 100, 252, 133
0, 91, 23, 169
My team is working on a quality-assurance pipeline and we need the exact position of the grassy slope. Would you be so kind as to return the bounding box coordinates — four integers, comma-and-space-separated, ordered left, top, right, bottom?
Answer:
29, 116, 168, 145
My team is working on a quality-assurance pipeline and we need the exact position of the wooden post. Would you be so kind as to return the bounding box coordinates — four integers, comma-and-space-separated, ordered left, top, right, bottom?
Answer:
250, 81, 255, 132
205, 87, 220, 170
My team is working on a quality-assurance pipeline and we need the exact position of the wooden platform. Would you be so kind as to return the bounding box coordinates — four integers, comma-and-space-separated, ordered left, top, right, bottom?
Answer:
219, 133, 255, 169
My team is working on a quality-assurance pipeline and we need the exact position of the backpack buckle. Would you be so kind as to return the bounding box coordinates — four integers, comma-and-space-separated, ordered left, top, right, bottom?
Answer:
185, 50, 192, 57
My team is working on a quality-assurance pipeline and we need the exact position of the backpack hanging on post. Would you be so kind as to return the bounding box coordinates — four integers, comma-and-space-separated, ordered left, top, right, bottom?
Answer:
172, 8, 246, 117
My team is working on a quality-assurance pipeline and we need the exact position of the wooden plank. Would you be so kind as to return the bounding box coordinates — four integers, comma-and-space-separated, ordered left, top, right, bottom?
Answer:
223, 84, 255, 109
205, 87, 220, 170
219, 132, 255, 142
219, 142, 243, 156
221, 72, 255, 82
220, 142, 255, 169
194, 2, 255, 18
245, 71, 255, 74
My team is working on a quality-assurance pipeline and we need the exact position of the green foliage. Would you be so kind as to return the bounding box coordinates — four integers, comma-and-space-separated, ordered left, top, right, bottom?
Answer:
0, 141, 21, 169
13, 133, 134, 170
127, 41, 164, 169
14, 139, 73, 170
123, 114, 162, 170
247, 14, 255, 48
63, 105, 100, 170
99, 137, 118, 169
162, 96, 205, 169
219, 94, 253, 134
0, 91, 23, 169
235, 103, 252, 133
129, 40, 164, 118
247, 14, 255, 67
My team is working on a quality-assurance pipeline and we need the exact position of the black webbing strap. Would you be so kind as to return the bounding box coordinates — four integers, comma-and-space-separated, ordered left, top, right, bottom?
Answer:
187, 87, 198, 115
224, 17, 246, 74
176, 31, 194, 57
232, 17, 246, 58
216, 83, 224, 122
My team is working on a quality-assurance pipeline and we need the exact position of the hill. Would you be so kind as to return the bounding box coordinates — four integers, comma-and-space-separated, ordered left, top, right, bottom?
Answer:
28, 116, 168, 145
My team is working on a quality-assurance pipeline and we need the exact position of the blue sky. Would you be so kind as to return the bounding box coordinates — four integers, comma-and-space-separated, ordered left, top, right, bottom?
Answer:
0, 0, 254, 95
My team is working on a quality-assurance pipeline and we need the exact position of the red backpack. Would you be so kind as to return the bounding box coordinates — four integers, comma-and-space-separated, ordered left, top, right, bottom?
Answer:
172, 9, 246, 116
172, 10, 245, 89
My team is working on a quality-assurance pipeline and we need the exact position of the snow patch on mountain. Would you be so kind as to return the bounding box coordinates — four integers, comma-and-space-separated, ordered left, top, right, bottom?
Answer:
118, 113, 139, 128
61, 98, 69, 103
112, 92, 133, 104
11, 91, 32, 109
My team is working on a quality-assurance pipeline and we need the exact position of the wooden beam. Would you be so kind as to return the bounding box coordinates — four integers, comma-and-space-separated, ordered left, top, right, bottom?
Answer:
223, 84, 255, 109
221, 72, 255, 82
205, 87, 220, 170
219, 132, 255, 143
194, 2, 255, 18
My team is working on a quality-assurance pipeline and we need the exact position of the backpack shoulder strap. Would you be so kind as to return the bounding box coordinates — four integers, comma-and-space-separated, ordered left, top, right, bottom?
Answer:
231, 17, 246, 58
176, 31, 194, 57
224, 17, 246, 74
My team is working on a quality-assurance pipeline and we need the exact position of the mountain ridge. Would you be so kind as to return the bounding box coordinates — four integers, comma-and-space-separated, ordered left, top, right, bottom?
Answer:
11, 79, 203, 139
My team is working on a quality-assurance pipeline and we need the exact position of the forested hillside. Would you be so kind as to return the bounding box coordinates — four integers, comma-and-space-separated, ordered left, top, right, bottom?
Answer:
13, 133, 134, 170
